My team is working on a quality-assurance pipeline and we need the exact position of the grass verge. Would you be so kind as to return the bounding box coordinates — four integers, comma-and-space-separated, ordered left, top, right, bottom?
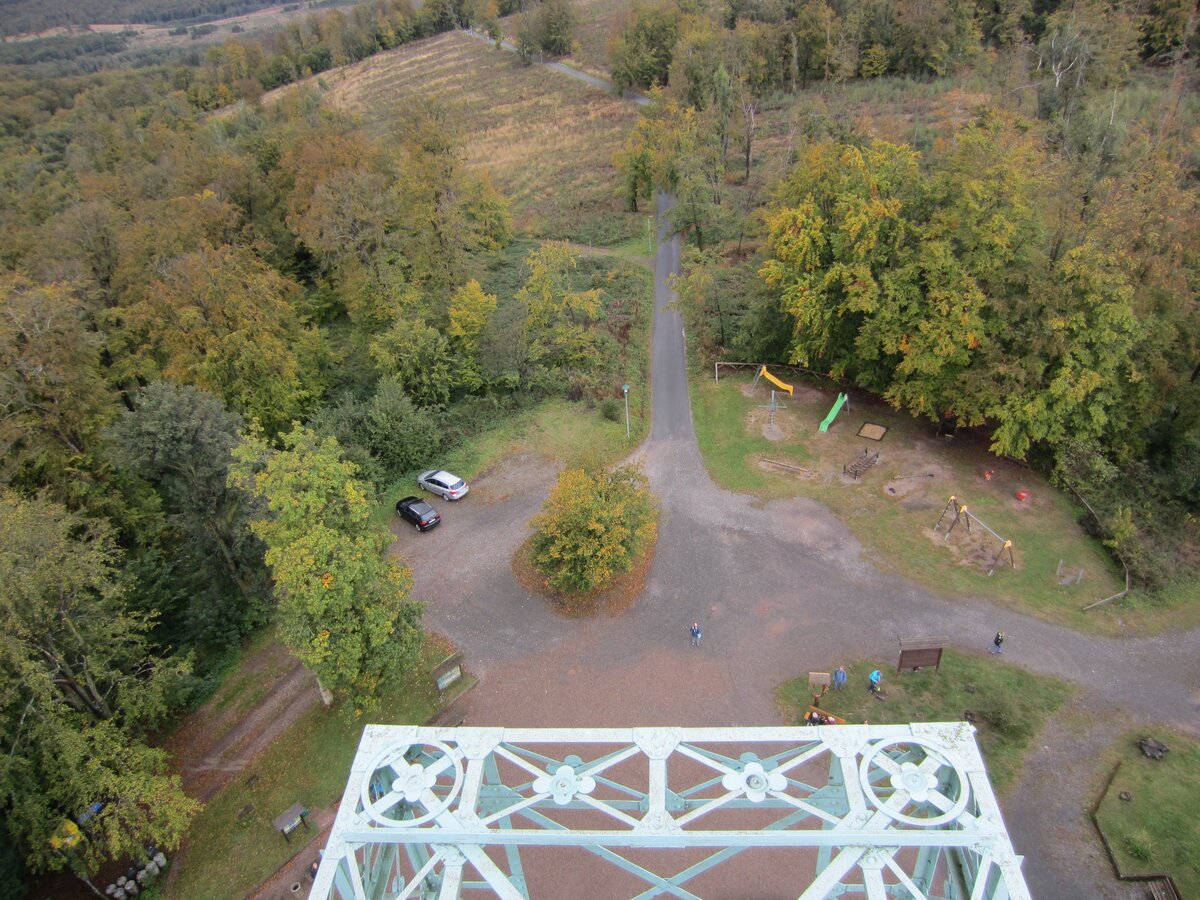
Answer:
776, 650, 1073, 792
688, 373, 1189, 635
169, 635, 471, 900
1094, 729, 1199, 897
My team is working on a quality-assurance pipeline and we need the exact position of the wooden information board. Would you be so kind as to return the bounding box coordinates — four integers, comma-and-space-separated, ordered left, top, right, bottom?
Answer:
897, 636, 948, 673
433, 652, 464, 693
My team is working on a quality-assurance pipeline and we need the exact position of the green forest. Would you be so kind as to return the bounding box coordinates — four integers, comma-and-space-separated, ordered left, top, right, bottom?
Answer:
0, 0, 1196, 891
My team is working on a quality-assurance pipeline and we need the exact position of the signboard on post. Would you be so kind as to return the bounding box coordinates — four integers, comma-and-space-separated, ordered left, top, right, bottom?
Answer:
433, 652, 464, 693
897, 636, 948, 673
273, 803, 310, 842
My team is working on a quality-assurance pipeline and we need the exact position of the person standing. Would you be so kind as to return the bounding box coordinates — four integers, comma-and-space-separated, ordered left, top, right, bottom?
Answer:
868, 669, 882, 695
833, 665, 847, 690
689, 621, 702, 647
991, 631, 1005, 654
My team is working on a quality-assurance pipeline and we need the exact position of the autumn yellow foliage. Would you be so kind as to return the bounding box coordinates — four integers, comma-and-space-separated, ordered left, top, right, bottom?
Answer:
530, 466, 657, 593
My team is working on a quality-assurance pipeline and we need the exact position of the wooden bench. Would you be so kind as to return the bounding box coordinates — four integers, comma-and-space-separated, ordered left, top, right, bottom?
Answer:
429, 703, 467, 728
805, 706, 846, 725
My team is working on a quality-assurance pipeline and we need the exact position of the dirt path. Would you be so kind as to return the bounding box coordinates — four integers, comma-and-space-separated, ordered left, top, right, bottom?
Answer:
160, 641, 321, 899
165, 641, 322, 803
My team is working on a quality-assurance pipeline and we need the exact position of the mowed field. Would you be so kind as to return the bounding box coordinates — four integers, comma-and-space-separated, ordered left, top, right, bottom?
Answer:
316, 31, 642, 245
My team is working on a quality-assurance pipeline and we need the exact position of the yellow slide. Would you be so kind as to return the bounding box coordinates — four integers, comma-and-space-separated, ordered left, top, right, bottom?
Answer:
759, 365, 794, 396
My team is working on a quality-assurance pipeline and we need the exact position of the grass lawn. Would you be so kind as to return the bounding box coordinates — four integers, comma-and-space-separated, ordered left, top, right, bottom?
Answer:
305, 31, 641, 246
1094, 729, 1200, 896
776, 650, 1073, 793
169, 637, 472, 900
689, 373, 1194, 636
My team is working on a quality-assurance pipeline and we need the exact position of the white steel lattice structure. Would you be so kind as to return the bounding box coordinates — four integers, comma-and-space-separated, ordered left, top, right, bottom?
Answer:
311, 724, 1030, 899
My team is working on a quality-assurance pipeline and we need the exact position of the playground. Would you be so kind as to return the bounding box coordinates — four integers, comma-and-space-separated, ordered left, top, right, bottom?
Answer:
692, 369, 1143, 634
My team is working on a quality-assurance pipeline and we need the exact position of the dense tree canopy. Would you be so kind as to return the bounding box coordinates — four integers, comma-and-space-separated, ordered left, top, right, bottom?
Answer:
0, 491, 198, 879
107, 382, 270, 645
229, 427, 425, 713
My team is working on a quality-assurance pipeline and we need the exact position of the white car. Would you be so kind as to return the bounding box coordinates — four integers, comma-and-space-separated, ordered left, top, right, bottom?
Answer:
417, 470, 469, 501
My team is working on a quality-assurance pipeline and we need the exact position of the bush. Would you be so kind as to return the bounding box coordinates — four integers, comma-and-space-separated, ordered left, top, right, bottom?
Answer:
1123, 829, 1153, 862
600, 398, 621, 422
531, 465, 657, 593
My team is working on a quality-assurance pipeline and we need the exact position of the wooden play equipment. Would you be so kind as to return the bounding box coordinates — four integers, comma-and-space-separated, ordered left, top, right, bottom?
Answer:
857, 422, 888, 441
808, 672, 831, 707
843, 449, 880, 480
805, 706, 846, 725
933, 496, 1016, 576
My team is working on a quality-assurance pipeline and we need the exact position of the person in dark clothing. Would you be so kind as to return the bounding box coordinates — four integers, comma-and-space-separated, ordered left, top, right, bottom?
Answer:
689, 621, 702, 647
991, 631, 1005, 654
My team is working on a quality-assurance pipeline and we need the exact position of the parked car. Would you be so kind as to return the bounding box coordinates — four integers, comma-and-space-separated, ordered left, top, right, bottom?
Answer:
396, 496, 441, 532
417, 469, 469, 501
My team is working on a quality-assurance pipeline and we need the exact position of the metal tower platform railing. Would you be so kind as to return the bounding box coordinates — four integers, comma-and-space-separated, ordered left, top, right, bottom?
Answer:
311, 723, 1030, 900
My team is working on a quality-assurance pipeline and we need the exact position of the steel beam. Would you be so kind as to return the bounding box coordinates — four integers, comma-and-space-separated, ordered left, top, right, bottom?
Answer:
310, 724, 1030, 900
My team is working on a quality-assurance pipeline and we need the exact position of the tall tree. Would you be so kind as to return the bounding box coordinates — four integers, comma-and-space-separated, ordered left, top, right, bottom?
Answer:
370, 318, 458, 408
536, 0, 576, 56
390, 102, 511, 293
131, 244, 314, 434
610, 0, 682, 92
518, 242, 603, 367
530, 465, 657, 593
760, 140, 918, 388
107, 382, 270, 641
986, 244, 1145, 458
0, 277, 114, 487
0, 491, 198, 886
448, 279, 498, 391
229, 427, 424, 712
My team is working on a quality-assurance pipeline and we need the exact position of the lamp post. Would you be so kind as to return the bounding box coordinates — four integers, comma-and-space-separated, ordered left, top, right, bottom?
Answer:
622, 384, 630, 439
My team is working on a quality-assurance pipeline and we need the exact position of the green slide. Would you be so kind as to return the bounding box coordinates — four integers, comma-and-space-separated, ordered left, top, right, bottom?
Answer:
819, 393, 848, 433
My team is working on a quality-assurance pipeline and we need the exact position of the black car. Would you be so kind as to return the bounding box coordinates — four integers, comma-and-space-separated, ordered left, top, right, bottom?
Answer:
396, 496, 441, 532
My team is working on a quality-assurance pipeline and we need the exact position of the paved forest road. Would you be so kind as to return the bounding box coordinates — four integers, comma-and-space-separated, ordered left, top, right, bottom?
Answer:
388, 36, 1199, 900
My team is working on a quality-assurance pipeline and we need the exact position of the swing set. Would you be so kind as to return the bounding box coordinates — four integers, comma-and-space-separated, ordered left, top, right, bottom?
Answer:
932, 495, 1016, 576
